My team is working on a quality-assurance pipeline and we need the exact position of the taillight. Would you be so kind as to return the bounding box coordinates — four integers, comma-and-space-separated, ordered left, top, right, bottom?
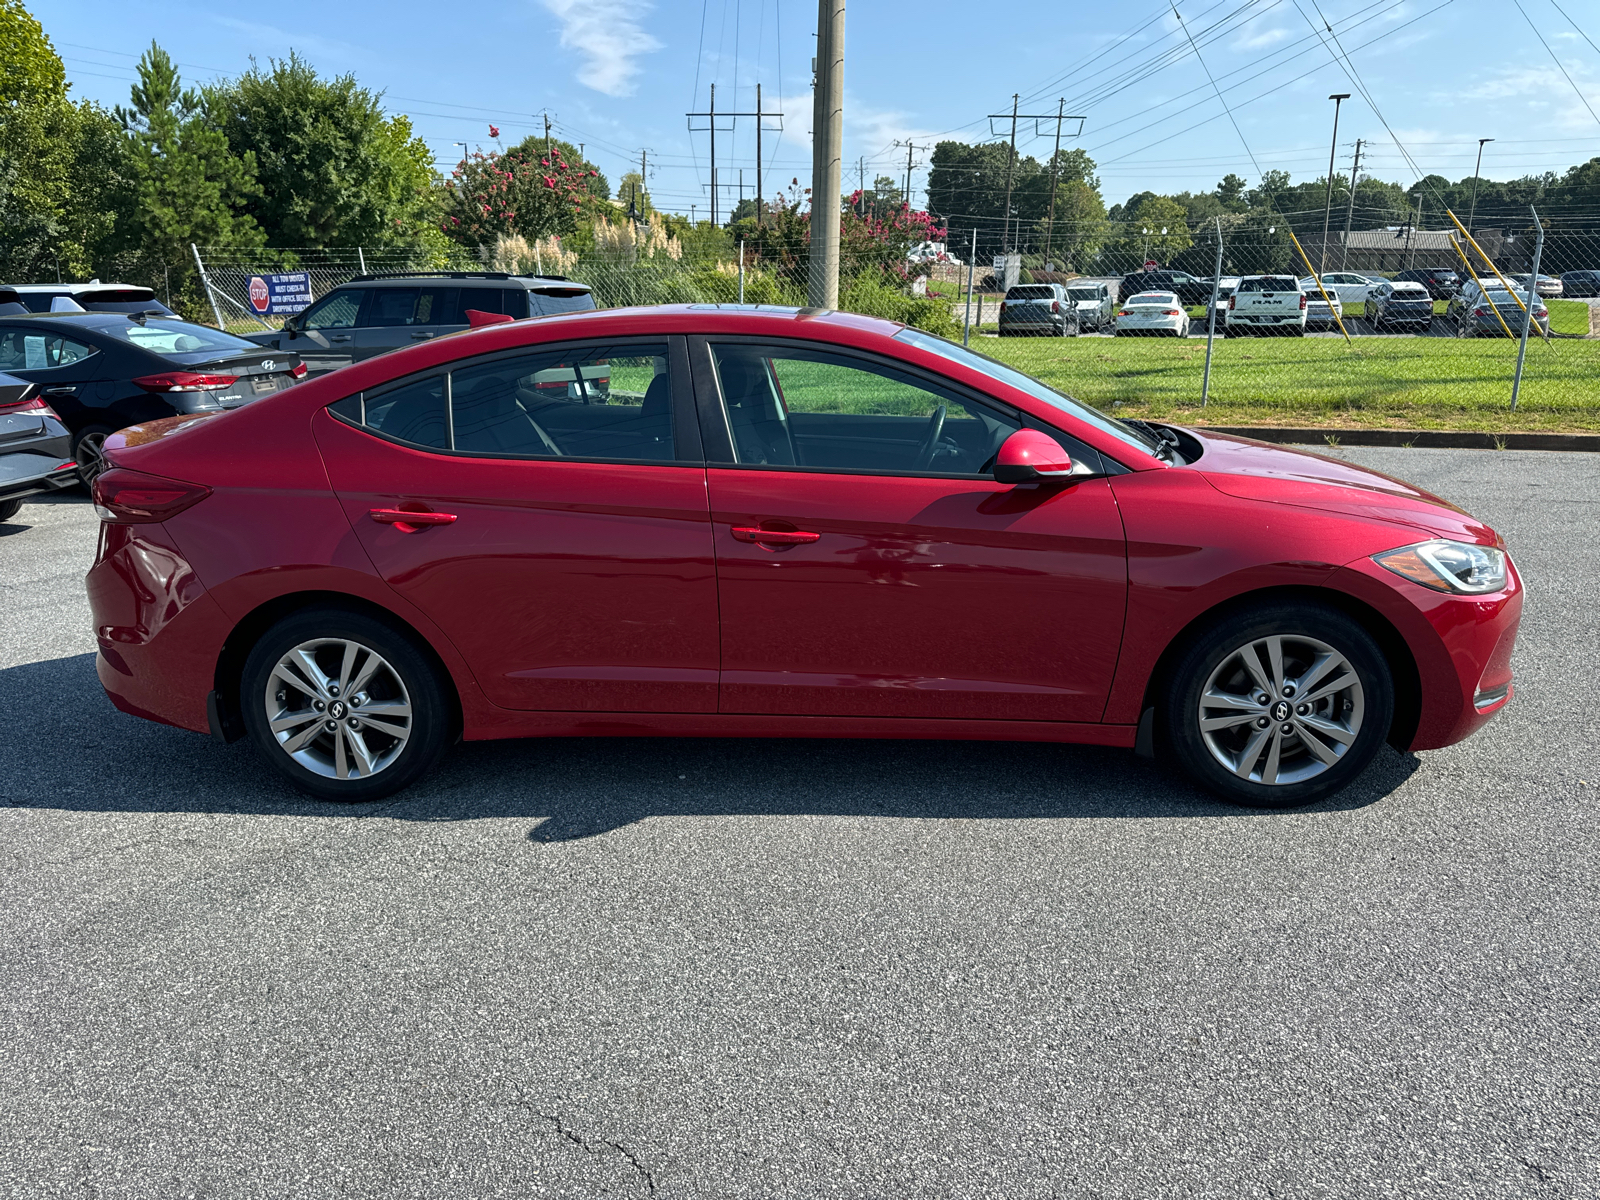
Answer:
1474, 306, 1489, 316
1117, 310, 1131, 318
1299, 294, 1308, 310
1162, 309, 1180, 316
92, 468, 212, 524
291, 361, 307, 378
1051, 300, 1060, 313
0, 395, 62, 421
132, 372, 240, 393
1227, 295, 1237, 310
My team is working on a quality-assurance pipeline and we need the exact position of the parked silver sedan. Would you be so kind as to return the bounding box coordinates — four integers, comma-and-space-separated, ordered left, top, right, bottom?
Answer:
1447, 288, 1549, 337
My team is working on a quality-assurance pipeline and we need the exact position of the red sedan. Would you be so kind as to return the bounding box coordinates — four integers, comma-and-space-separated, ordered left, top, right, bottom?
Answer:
87, 306, 1521, 807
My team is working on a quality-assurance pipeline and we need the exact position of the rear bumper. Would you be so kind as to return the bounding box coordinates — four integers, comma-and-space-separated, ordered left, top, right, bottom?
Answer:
0, 452, 78, 501
87, 520, 232, 736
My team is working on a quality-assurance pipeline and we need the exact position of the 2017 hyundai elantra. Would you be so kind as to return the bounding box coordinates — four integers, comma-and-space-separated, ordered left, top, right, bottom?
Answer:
87, 306, 1521, 808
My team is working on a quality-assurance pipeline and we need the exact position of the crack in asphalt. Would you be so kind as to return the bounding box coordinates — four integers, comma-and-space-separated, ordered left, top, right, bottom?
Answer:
497, 1097, 657, 1196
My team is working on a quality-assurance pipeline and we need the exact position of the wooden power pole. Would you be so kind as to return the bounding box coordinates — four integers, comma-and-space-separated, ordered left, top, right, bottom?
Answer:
809, 0, 845, 308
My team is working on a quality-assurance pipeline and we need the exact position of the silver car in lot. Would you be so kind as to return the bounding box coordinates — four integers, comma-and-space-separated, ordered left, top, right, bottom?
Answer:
996, 283, 1080, 337
1505, 272, 1563, 298
1063, 281, 1115, 332
1448, 287, 1550, 337
0, 372, 77, 521
1368, 281, 1436, 332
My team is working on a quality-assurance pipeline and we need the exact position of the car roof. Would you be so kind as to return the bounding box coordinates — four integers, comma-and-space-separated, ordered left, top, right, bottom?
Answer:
338, 273, 591, 290
5, 282, 155, 294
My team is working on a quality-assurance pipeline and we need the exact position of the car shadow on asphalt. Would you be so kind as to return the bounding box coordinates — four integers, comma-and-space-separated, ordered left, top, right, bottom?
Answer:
6, 654, 1419, 840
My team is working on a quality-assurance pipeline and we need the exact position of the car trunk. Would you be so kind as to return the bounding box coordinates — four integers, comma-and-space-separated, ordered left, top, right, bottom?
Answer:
171, 351, 303, 408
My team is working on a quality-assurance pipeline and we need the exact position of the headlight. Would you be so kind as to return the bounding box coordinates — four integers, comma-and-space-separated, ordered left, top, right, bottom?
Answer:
1373, 539, 1508, 594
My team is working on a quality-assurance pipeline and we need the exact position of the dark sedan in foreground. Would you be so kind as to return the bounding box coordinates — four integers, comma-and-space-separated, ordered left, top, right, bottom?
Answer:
0, 373, 77, 521
0, 312, 304, 482
88, 306, 1521, 810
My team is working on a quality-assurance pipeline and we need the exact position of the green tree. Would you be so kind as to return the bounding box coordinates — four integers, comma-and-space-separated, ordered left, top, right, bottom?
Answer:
206, 52, 439, 247
0, 2, 129, 277
117, 43, 262, 274
1110, 194, 1193, 269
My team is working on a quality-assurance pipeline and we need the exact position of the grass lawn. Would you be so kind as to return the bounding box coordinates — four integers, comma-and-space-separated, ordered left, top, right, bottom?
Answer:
979, 330, 1600, 433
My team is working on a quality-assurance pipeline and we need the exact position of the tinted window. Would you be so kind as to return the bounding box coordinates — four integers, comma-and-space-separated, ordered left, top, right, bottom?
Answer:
335, 342, 677, 462
529, 288, 595, 315
304, 290, 365, 330
362, 375, 449, 449
1007, 286, 1056, 300
416, 287, 458, 325
711, 343, 1018, 476
1066, 288, 1102, 301
1237, 278, 1300, 292
458, 288, 511, 319
367, 288, 421, 327
0, 330, 98, 371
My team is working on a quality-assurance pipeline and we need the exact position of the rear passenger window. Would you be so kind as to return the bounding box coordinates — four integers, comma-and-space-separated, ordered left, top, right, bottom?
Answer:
329, 342, 680, 462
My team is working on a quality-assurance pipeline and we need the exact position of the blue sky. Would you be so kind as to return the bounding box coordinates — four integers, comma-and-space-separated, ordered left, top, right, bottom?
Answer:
42, 0, 1600, 221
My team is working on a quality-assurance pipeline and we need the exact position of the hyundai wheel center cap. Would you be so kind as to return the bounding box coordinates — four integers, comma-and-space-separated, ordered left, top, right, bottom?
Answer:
329, 701, 347, 719
1271, 701, 1291, 722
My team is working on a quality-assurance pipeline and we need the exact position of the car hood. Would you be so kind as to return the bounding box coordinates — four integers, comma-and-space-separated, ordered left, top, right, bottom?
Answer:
1181, 427, 1498, 544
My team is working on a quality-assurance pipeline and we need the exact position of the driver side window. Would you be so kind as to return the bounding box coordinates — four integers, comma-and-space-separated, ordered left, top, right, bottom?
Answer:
708, 343, 1019, 476
303, 290, 367, 330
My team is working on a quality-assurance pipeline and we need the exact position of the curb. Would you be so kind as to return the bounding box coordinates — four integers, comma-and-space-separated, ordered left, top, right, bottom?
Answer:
1200, 427, 1600, 452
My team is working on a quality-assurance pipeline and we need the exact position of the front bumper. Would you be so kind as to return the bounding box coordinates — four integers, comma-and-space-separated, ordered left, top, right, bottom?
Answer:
1331, 554, 1524, 752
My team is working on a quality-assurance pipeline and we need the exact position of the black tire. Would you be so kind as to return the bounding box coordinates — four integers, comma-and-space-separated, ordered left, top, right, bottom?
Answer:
0, 497, 22, 523
72, 424, 119, 489
240, 607, 452, 802
1163, 602, 1394, 809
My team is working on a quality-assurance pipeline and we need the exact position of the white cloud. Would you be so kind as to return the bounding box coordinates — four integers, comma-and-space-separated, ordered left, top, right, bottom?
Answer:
539, 0, 662, 97
1235, 26, 1290, 50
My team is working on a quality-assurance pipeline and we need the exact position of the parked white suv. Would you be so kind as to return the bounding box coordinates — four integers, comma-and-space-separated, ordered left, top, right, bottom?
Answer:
1226, 275, 1307, 336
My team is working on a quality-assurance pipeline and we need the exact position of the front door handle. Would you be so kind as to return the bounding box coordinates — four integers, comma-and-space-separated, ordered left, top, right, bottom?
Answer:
330, 335, 353, 343
409, 331, 434, 339
731, 525, 820, 546
370, 508, 457, 533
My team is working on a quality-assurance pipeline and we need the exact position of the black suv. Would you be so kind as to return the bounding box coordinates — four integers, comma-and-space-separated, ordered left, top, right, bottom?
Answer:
1392, 267, 1460, 300
245, 271, 596, 374
1118, 270, 1212, 306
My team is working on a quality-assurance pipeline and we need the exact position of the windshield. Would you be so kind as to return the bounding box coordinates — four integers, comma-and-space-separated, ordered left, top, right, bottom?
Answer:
97, 319, 260, 357
894, 327, 1156, 457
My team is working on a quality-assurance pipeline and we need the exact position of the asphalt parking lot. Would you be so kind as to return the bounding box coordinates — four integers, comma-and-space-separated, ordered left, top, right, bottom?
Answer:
3, 448, 1598, 1199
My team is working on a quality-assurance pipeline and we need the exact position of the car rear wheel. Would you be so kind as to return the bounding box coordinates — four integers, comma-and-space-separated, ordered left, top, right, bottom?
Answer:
0, 498, 22, 523
72, 425, 118, 488
1164, 603, 1394, 808
241, 608, 452, 802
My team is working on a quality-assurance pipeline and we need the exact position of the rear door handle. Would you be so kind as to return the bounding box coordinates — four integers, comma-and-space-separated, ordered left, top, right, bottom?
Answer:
370, 508, 457, 533
410, 331, 434, 339
731, 526, 820, 546
43, 386, 77, 396
330, 335, 352, 342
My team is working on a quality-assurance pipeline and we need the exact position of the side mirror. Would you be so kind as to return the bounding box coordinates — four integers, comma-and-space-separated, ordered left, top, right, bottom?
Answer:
281, 318, 298, 338
994, 429, 1074, 485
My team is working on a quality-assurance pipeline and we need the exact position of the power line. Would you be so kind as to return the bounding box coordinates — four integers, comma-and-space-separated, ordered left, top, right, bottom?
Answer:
1169, 0, 1262, 176
1546, 0, 1600, 61
1512, 0, 1600, 128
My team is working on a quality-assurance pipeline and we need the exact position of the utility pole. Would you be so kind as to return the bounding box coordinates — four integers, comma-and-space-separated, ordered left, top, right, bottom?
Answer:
640, 149, 648, 215
1043, 98, 1065, 264
1339, 138, 1363, 271
1319, 94, 1350, 272
987, 99, 1085, 257
689, 84, 783, 230
857, 156, 866, 213
809, 0, 845, 309
1468, 138, 1494, 235
901, 140, 918, 207
997, 95, 1019, 252
543, 113, 552, 161
756, 83, 764, 226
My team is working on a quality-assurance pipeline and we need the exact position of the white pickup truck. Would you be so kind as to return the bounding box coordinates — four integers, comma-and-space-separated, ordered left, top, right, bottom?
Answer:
1225, 274, 1307, 336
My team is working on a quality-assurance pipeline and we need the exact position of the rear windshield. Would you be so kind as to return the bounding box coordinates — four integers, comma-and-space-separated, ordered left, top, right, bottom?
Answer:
97, 319, 260, 357
1006, 286, 1056, 300
1237, 277, 1300, 292
1127, 292, 1177, 304
531, 288, 596, 315
1390, 285, 1429, 296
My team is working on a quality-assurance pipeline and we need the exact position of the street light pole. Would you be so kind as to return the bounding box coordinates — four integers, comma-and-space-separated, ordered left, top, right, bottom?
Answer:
1468, 138, 1494, 235
1319, 94, 1350, 273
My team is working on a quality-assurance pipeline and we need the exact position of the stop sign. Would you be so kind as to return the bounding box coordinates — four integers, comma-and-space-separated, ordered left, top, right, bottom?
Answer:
247, 275, 271, 314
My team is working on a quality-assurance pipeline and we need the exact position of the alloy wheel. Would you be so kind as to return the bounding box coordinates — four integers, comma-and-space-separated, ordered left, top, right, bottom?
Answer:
1196, 634, 1364, 786
264, 638, 412, 780
75, 431, 108, 482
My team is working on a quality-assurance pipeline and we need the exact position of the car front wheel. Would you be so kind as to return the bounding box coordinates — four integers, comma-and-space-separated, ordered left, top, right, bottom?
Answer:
72, 425, 119, 488
241, 608, 452, 802
1164, 603, 1394, 808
